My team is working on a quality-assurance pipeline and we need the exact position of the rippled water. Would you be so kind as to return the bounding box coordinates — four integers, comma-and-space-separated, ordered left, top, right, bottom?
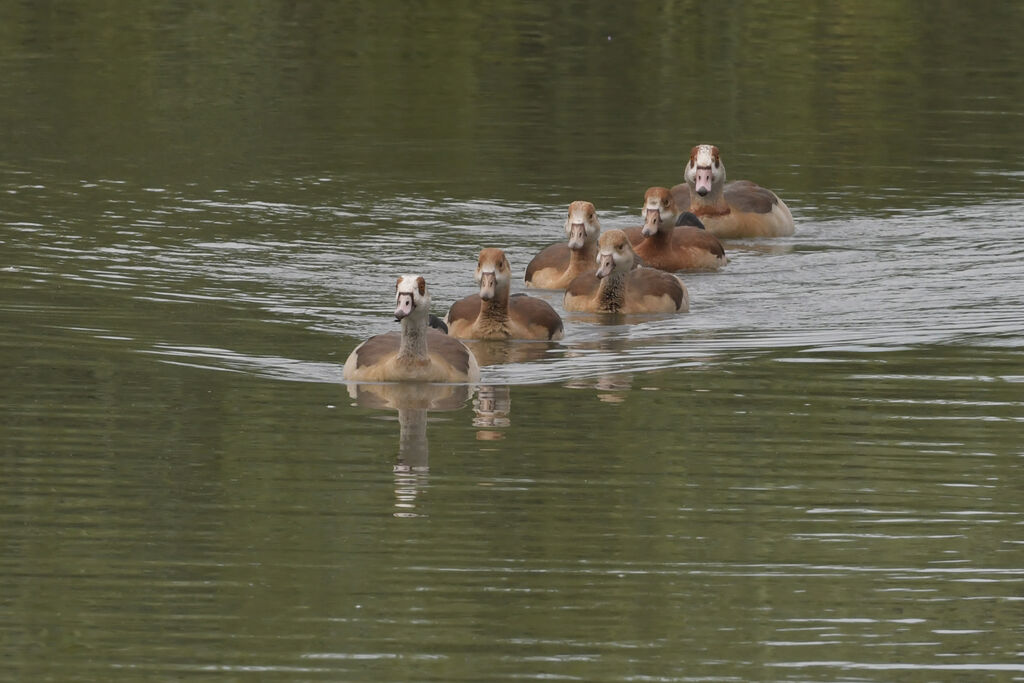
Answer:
4, 170, 1023, 681
7, 173, 1021, 381
2, 2, 1024, 681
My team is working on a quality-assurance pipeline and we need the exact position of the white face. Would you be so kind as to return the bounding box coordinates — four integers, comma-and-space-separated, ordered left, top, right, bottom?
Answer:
595, 235, 631, 279
641, 189, 674, 236
474, 251, 510, 301
394, 275, 427, 320
564, 201, 600, 250
684, 144, 724, 197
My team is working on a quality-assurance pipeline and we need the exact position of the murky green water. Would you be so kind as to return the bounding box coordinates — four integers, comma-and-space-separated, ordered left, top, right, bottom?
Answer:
2, 2, 1023, 680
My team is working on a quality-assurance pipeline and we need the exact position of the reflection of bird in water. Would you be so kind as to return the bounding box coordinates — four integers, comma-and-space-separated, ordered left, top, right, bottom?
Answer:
562, 334, 633, 402
564, 373, 633, 403
473, 385, 511, 440
461, 339, 562, 367
347, 382, 472, 517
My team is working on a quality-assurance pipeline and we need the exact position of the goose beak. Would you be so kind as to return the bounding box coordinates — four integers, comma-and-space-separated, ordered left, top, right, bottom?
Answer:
694, 167, 713, 196
567, 222, 587, 250
642, 208, 660, 237
394, 293, 414, 321
478, 271, 496, 301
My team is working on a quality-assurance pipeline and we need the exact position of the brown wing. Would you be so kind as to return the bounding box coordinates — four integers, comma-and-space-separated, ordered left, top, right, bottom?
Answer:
446, 294, 481, 326
723, 180, 779, 214
509, 293, 564, 340
622, 225, 646, 246
672, 226, 726, 259
564, 271, 601, 299
670, 183, 691, 210
628, 268, 685, 310
351, 331, 401, 369
525, 243, 570, 283
427, 329, 473, 376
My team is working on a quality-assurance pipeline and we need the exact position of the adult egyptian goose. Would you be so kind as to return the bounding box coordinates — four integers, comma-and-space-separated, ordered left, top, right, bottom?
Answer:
625, 187, 727, 271
525, 200, 601, 289
563, 230, 689, 314
446, 248, 564, 341
670, 144, 795, 238
343, 275, 481, 383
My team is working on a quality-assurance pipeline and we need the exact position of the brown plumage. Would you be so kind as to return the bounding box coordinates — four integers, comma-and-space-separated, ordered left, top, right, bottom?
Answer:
563, 230, 689, 314
673, 144, 795, 238
447, 248, 564, 340
344, 275, 481, 383
627, 186, 727, 271
525, 200, 602, 290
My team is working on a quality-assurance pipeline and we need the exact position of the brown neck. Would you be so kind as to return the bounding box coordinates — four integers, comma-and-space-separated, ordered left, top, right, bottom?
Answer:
644, 222, 674, 244
568, 241, 598, 272
597, 271, 626, 312
479, 281, 510, 321
689, 183, 729, 216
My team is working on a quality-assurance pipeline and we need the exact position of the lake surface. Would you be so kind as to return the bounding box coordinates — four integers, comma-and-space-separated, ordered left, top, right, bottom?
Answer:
2, 2, 1023, 680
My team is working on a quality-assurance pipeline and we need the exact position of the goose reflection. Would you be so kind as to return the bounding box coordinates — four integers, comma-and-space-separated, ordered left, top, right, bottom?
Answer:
473, 384, 511, 440
462, 339, 561, 367
727, 240, 795, 256
348, 382, 472, 517
564, 372, 634, 403
562, 333, 634, 402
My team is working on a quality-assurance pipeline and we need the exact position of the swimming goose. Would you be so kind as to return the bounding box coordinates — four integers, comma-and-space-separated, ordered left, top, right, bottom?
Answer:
343, 275, 481, 383
671, 144, 795, 238
563, 229, 689, 314
446, 248, 564, 341
627, 186, 727, 271
525, 200, 601, 290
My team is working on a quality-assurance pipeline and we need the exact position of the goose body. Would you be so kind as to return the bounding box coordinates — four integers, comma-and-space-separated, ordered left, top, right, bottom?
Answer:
446, 248, 564, 341
671, 144, 794, 238
525, 200, 601, 290
344, 275, 481, 383
563, 230, 689, 314
627, 187, 727, 271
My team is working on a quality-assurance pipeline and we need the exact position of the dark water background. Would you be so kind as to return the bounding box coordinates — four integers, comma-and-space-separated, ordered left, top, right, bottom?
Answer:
2, 2, 1023, 680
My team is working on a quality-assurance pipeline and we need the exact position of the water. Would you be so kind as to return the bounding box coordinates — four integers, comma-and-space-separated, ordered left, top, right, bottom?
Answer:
2, 2, 1023, 680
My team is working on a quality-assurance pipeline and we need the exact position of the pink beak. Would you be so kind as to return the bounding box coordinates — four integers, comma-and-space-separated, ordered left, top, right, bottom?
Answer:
395, 293, 414, 321
694, 167, 713, 196
642, 208, 661, 237
567, 222, 587, 250
478, 272, 496, 301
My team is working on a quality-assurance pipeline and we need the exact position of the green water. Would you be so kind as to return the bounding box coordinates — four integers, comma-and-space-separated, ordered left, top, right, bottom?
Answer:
2, 2, 1023, 680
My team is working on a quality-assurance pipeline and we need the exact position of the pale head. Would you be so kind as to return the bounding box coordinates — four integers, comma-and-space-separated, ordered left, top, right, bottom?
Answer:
595, 229, 635, 279
474, 248, 511, 301
564, 200, 601, 250
683, 144, 725, 197
641, 187, 678, 237
394, 274, 429, 321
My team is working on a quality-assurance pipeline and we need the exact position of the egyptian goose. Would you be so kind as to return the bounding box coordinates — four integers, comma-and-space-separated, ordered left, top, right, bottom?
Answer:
446, 248, 564, 341
625, 187, 727, 271
671, 144, 795, 238
524, 200, 601, 289
343, 275, 481, 383
563, 230, 689, 314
